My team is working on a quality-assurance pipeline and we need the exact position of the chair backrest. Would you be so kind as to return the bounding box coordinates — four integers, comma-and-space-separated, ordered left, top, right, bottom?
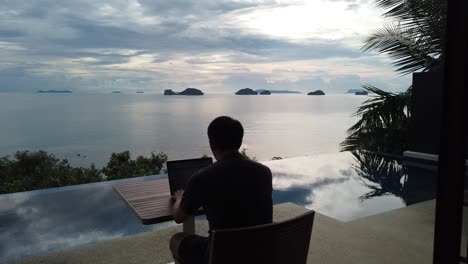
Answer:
208, 210, 315, 264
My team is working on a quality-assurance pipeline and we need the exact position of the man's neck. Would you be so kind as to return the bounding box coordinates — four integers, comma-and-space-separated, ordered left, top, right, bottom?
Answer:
216, 150, 240, 161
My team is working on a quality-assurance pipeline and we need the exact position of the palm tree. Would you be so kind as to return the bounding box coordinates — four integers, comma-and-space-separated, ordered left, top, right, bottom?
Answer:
341, 85, 411, 153
341, 0, 447, 154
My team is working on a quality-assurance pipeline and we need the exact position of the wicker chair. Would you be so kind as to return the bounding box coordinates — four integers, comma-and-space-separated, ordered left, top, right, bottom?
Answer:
208, 210, 315, 264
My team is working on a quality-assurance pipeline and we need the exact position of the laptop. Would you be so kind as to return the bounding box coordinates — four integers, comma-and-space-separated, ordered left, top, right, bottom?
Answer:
166, 157, 213, 195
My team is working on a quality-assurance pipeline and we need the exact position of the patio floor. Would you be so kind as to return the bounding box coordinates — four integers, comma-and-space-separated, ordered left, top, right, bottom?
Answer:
7, 200, 468, 264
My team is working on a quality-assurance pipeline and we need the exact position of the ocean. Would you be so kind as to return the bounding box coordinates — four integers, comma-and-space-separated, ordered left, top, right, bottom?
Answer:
2, 93, 443, 263
0, 93, 366, 166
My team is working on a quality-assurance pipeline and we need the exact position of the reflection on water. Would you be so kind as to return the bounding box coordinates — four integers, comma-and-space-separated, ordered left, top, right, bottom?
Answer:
264, 151, 437, 221
351, 151, 438, 206
352, 151, 408, 202
0, 176, 176, 263
0, 152, 438, 262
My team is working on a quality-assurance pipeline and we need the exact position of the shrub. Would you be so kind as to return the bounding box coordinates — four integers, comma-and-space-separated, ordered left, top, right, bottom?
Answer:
102, 151, 168, 180
0, 150, 168, 194
0, 151, 103, 194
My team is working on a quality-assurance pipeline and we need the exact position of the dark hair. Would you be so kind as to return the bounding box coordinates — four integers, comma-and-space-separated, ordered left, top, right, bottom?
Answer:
208, 116, 244, 151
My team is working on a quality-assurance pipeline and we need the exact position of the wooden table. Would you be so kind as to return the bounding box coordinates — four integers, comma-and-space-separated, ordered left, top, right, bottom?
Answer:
113, 178, 202, 233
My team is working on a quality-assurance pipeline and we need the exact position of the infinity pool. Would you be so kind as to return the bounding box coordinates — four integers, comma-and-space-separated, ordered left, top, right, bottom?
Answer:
0, 152, 438, 263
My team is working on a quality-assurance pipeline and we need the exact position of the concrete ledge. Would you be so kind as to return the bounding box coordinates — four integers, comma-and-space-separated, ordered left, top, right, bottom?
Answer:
403, 150, 468, 166
7, 201, 467, 264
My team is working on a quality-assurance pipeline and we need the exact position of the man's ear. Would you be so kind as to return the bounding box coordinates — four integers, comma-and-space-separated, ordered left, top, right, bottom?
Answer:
210, 143, 219, 159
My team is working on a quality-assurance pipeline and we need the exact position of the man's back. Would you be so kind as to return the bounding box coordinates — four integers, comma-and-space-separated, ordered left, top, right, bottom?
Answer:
171, 116, 273, 264
180, 152, 273, 231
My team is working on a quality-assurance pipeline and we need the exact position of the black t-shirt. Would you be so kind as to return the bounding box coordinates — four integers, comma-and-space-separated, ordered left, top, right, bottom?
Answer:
179, 152, 273, 232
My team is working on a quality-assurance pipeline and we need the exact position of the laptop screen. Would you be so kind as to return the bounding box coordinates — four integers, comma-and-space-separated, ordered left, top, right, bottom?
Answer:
167, 157, 213, 195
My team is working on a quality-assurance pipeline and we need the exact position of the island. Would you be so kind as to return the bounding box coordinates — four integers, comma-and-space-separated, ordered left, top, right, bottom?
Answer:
355, 91, 369, 95
308, 90, 325, 95
256, 89, 301, 94
235, 88, 258, 95
346, 89, 368, 94
178, 88, 204, 95
270, 90, 301, 94
164, 89, 177, 95
136, 91, 144, 94
259, 90, 271, 95
111, 91, 122, 94
36, 90, 73, 93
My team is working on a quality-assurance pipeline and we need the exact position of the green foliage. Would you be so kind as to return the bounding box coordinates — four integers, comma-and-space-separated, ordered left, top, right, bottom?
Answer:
363, 0, 446, 75
102, 151, 168, 180
240, 148, 257, 161
0, 151, 103, 194
0, 150, 168, 194
341, 85, 411, 153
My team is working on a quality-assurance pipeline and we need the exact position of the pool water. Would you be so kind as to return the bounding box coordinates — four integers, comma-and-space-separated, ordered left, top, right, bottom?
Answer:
0, 151, 438, 263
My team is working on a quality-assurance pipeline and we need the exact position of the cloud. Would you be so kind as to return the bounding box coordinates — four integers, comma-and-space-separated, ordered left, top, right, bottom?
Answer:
0, 0, 409, 93
346, 3, 361, 11
329, 74, 361, 91
0, 66, 78, 93
223, 71, 371, 93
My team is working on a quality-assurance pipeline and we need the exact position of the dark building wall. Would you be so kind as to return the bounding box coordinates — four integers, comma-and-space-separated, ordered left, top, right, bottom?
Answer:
409, 72, 444, 155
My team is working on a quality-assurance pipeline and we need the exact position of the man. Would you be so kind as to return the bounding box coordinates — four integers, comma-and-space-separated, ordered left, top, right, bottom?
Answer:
170, 116, 273, 264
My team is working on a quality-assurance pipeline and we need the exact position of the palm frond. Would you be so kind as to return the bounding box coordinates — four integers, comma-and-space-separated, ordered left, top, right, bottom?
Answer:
341, 85, 411, 153
363, 23, 440, 74
343, 0, 446, 154
375, 0, 446, 22
364, 0, 446, 74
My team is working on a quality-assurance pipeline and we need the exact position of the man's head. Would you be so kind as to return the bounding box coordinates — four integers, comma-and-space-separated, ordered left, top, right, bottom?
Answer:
207, 116, 243, 158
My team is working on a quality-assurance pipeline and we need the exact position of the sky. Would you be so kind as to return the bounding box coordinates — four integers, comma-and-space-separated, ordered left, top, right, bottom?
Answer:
0, 0, 411, 94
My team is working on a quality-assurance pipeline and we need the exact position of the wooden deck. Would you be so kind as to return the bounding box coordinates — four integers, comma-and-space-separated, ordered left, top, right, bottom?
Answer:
114, 179, 175, 225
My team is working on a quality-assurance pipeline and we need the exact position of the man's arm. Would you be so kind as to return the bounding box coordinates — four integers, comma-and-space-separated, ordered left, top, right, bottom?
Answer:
173, 171, 205, 224
172, 190, 190, 224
